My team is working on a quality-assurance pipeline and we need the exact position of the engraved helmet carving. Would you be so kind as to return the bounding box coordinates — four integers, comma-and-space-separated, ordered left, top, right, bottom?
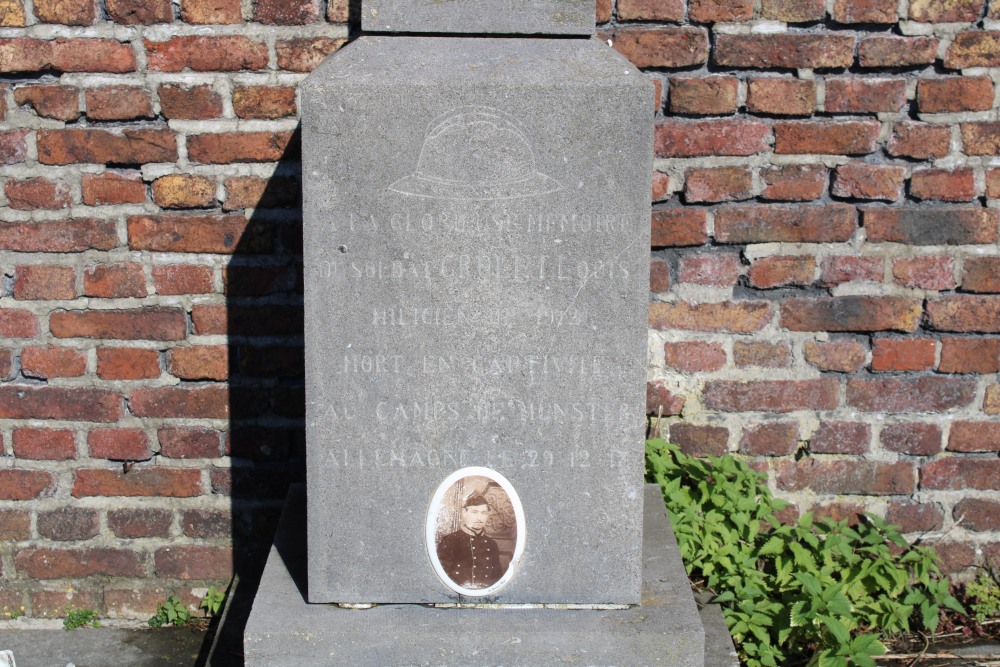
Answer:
389, 106, 562, 201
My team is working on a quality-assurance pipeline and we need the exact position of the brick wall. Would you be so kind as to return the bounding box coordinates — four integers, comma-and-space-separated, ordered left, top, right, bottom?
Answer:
0, 0, 997, 617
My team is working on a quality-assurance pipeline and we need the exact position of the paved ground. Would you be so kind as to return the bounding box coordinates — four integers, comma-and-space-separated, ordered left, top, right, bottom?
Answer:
0, 625, 207, 667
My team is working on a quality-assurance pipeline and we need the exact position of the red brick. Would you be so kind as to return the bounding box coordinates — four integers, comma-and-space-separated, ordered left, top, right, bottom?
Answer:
858, 36, 939, 67
232, 85, 296, 119
155, 546, 232, 580
255, 0, 318, 23
612, 28, 709, 68
863, 208, 998, 245
38, 508, 99, 541
34, 0, 95, 24
733, 341, 791, 368
192, 304, 226, 335
948, 32, 1000, 68
871, 338, 936, 371
222, 175, 299, 210
886, 501, 943, 532
152, 265, 214, 295
130, 385, 229, 419
37, 128, 177, 165
746, 78, 816, 116
714, 33, 855, 69
985, 384, 1000, 414
715, 204, 856, 244
668, 76, 738, 116
181, 509, 229, 538
819, 256, 882, 286
655, 119, 770, 158
652, 171, 669, 202
761, 164, 826, 201
158, 427, 223, 459
88, 428, 151, 460
677, 252, 741, 286
618, 0, 684, 20
1, 38, 136, 74
83, 262, 146, 298
961, 123, 1000, 156
963, 257, 1000, 292
668, 423, 729, 457
953, 499, 1000, 532
151, 174, 216, 209
705, 379, 839, 413
0, 510, 30, 540
689, 0, 752, 21
833, 0, 898, 21
649, 301, 772, 333
96, 347, 160, 380
988, 169, 1000, 199
992, 0, 1000, 17
167, 346, 228, 381
51, 308, 184, 340
0, 349, 11, 380
128, 213, 267, 253
12, 429, 76, 460
0, 386, 122, 421
939, 337, 1000, 373
892, 256, 956, 290
811, 421, 870, 454
832, 163, 904, 201
776, 459, 915, 495
782, 296, 922, 332
927, 295, 1000, 332
663, 341, 726, 373
181, 0, 241, 23
32, 591, 97, 619
21, 346, 86, 379
812, 502, 866, 526
918, 77, 993, 114
146, 36, 268, 72
910, 0, 984, 22
0, 309, 38, 337
13, 84, 79, 120
888, 122, 951, 160
82, 171, 146, 205
922, 458, 1000, 490
5, 177, 71, 210
646, 381, 685, 416
0, 469, 56, 500
104, 588, 200, 619
0, 129, 29, 164
825, 78, 906, 113
761, 0, 825, 21
327, 0, 348, 21
910, 168, 976, 202
157, 83, 223, 120
649, 258, 670, 293
650, 208, 708, 246
16, 547, 144, 578
847, 376, 976, 412
84, 86, 153, 122
948, 421, 1000, 452
740, 421, 798, 456
108, 508, 173, 538
749, 255, 815, 288
13, 265, 75, 301
0, 0, 25, 25
275, 37, 346, 72
803, 339, 867, 372
107, 0, 171, 23
187, 131, 297, 164
72, 468, 202, 498
683, 167, 751, 203
775, 120, 880, 155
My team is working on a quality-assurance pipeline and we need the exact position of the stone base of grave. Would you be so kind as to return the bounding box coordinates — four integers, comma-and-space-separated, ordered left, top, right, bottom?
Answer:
244, 483, 736, 666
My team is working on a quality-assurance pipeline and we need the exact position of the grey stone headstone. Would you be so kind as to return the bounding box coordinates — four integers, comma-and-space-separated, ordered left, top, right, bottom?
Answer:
362, 0, 595, 36
301, 36, 651, 604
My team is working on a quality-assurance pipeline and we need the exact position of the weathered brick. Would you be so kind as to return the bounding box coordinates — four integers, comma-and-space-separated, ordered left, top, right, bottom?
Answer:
733, 341, 791, 368
16, 547, 144, 578
863, 208, 998, 245
222, 175, 299, 210
130, 386, 229, 419
21, 346, 86, 379
192, 304, 226, 335
649, 259, 670, 293
939, 337, 1000, 373
32, 590, 99, 618
106, 0, 172, 23
618, 0, 684, 20
0, 510, 30, 540
775, 120, 880, 155
38, 508, 99, 541
948, 421, 1000, 452
167, 346, 228, 381
187, 131, 297, 164
910, 168, 976, 202
803, 339, 867, 372
51, 308, 184, 340
0, 469, 56, 500
668, 76, 738, 115
34, 0, 95, 24
655, 119, 770, 158
158, 427, 223, 459
83, 262, 146, 298
145, 36, 268, 72
927, 295, 1000, 333
181, 509, 229, 538
871, 338, 936, 371
88, 428, 151, 460
688, 0, 752, 21
988, 169, 1000, 199
105, 588, 200, 619
668, 423, 729, 457
825, 78, 906, 113
157, 83, 223, 120
72, 468, 202, 498
5, 177, 72, 210
918, 77, 993, 114
782, 296, 922, 332
12, 428, 76, 460
85, 86, 153, 122
961, 122, 1000, 156
847, 376, 976, 412
151, 174, 216, 209
910, 0, 985, 22
649, 301, 772, 333
892, 256, 956, 291
776, 459, 915, 495
108, 508, 173, 538
82, 171, 145, 205
963, 257, 1000, 293
761, 164, 826, 201
740, 422, 799, 456
0, 0, 25, 25
155, 546, 232, 580
651, 171, 669, 202
37, 128, 177, 165
255, 0, 318, 23
746, 78, 816, 116
886, 501, 943, 532
761, 0, 825, 21
275, 37, 346, 72
820, 256, 882, 286
180, 0, 241, 23
858, 36, 938, 67
714, 33, 855, 69
881, 422, 942, 455
152, 265, 214, 295
13, 265, 76, 301
96, 347, 160, 380
232, 85, 297, 119
705, 379, 839, 412
128, 214, 267, 254
715, 204, 856, 244
922, 458, 1000, 490
811, 421, 870, 454
0, 386, 122, 421
833, 0, 898, 21
650, 208, 708, 246
612, 27, 709, 68
0, 349, 10, 380
833, 163, 905, 201
0, 129, 29, 164
646, 381, 685, 416
749, 255, 815, 288
888, 122, 951, 160
953, 499, 1000, 532
0, 309, 38, 337
663, 341, 726, 373
684, 167, 752, 203
13, 84, 79, 120
677, 252, 741, 286
0, 38, 136, 73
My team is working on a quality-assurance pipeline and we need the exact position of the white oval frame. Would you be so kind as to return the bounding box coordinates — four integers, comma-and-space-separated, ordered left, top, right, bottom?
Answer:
426, 466, 526, 597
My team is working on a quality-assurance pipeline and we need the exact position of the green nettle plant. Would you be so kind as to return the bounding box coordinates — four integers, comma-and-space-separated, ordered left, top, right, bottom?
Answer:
645, 438, 963, 667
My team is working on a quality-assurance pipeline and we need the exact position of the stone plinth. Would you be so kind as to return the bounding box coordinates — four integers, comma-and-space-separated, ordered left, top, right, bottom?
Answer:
362, 0, 595, 35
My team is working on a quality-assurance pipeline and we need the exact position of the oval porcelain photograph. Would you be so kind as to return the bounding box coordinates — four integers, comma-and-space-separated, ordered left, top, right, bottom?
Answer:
426, 467, 526, 597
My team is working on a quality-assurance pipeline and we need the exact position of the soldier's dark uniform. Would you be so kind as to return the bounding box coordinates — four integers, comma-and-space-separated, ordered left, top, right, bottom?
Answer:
436, 528, 503, 589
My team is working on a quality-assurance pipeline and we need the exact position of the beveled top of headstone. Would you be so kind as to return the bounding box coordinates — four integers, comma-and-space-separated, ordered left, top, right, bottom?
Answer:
362, 0, 595, 36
